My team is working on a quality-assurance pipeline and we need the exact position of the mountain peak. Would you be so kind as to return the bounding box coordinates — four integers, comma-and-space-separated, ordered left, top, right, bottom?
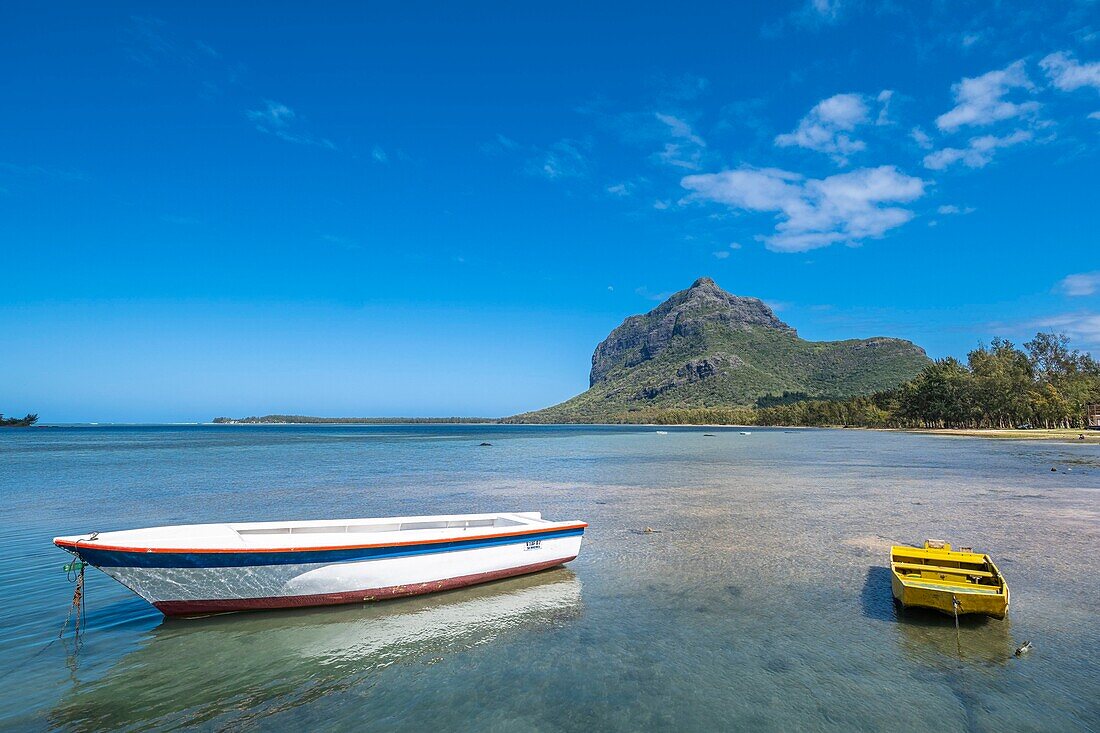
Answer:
663, 277, 792, 334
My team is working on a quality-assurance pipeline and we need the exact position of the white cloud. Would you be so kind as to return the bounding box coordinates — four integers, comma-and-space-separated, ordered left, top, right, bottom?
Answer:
805, 0, 843, 22
681, 165, 926, 253
910, 126, 934, 149
935, 61, 1039, 131
729, 242, 743, 250
654, 113, 706, 169
655, 113, 705, 146
937, 204, 975, 215
775, 93, 871, 164
1040, 51, 1100, 92
1059, 272, 1100, 297
875, 90, 894, 126
246, 100, 336, 150
1090, 111, 1100, 121
653, 199, 671, 210
923, 130, 1032, 170
371, 146, 388, 163
527, 139, 589, 180
247, 100, 294, 128
1027, 312, 1100, 346
606, 182, 632, 197
713, 250, 731, 259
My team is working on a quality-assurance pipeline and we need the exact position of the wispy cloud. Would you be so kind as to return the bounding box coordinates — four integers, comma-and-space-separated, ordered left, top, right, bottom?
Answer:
910, 126, 934, 149
1040, 51, 1100, 92
775, 92, 885, 165
527, 139, 590, 180
681, 165, 926, 253
935, 60, 1039, 131
479, 133, 520, 156
653, 113, 706, 170
0, 161, 87, 183
195, 40, 220, 58
1025, 312, 1100, 348
246, 100, 336, 150
371, 146, 388, 163
936, 204, 975, 215
1058, 272, 1100, 297
635, 286, 675, 301
923, 129, 1032, 170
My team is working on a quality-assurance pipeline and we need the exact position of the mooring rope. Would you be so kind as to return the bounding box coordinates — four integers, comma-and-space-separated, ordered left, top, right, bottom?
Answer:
59, 558, 88, 641
952, 594, 962, 656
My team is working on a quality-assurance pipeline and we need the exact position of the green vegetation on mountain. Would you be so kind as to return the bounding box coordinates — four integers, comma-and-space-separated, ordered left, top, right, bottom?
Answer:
508, 277, 930, 422
513, 333, 1100, 429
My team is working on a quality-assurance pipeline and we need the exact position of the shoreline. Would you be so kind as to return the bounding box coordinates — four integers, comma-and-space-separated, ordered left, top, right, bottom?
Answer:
880, 427, 1100, 443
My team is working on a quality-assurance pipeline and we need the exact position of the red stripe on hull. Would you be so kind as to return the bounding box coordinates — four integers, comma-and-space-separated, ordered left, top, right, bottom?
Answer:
153, 556, 578, 617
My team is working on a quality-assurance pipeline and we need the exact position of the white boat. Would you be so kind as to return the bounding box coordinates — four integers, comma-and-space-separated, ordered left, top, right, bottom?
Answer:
54, 512, 586, 617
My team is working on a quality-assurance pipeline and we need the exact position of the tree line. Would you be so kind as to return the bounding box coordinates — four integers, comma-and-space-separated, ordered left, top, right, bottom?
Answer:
0, 413, 38, 427
604, 332, 1100, 429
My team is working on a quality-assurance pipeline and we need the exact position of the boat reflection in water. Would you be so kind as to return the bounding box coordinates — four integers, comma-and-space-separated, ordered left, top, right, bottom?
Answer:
51, 568, 582, 731
893, 604, 1015, 666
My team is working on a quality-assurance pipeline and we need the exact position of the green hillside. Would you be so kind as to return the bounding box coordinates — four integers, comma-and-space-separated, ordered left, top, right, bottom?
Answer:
508, 277, 929, 423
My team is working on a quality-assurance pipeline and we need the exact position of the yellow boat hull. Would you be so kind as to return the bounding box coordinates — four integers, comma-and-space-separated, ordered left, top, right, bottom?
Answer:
890, 542, 1009, 620
891, 573, 1009, 619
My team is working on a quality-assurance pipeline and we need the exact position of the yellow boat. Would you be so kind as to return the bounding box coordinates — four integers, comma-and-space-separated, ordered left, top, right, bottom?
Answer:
890, 540, 1009, 619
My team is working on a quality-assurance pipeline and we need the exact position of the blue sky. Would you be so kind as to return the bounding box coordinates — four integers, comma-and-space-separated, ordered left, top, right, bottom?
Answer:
3, 1, 1099, 421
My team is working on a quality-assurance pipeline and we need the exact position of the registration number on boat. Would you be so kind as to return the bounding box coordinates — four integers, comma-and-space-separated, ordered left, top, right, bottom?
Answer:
525, 540, 542, 551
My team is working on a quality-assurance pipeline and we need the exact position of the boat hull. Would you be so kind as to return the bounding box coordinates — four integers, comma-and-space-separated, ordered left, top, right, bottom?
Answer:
891, 574, 1008, 619
65, 525, 584, 617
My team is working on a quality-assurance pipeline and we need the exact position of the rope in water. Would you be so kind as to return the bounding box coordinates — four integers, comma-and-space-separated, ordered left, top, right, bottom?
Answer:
952, 595, 962, 656
0, 554, 91, 681
59, 558, 88, 641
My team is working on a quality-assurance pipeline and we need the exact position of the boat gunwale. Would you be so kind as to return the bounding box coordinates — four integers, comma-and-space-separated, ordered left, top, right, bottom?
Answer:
889, 546, 1007, 597
54, 521, 588, 555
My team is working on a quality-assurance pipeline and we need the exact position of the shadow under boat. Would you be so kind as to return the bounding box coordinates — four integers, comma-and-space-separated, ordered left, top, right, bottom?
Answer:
51, 567, 583, 732
860, 565, 1015, 665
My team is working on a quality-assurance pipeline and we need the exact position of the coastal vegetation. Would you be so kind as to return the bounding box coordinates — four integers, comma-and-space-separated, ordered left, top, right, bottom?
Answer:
539, 333, 1099, 430
0, 413, 38, 427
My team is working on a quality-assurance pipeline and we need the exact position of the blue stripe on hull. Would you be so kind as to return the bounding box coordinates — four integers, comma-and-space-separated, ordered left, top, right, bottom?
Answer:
72, 527, 585, 569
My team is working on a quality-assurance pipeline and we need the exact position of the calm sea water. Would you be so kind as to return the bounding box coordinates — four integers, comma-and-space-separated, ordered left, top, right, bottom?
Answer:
1, 424, 1097, 732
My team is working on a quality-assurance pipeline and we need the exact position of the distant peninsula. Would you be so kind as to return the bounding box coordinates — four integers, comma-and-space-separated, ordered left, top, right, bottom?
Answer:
0, 413, 38, 427
212, 415, 497, 424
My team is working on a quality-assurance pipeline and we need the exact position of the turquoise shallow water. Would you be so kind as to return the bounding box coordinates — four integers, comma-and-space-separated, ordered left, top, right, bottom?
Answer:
1, 424, 1098, 731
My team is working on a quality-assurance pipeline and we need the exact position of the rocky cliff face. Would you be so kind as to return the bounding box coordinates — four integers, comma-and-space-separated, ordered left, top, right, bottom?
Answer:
510, 276, 930, 423
590, 277, 792, 386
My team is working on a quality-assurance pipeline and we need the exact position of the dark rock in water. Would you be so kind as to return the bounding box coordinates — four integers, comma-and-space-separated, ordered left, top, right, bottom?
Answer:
479, 442, 493, 447
1051, 467, 1057, 472
703, 433, 716, 437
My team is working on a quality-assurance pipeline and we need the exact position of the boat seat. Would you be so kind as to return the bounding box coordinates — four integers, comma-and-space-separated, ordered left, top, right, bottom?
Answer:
892, 561, 994, 578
